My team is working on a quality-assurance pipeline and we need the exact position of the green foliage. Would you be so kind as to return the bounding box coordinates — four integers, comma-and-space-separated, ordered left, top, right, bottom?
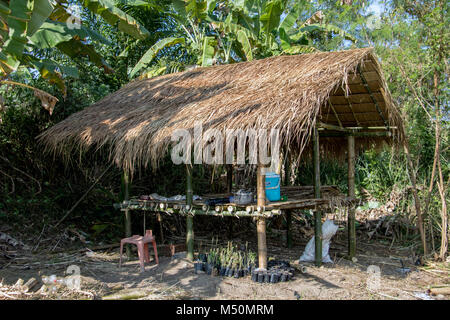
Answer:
0, 0, 152, 113
129, 37, 185, 78
128, 0, 358, 78
81, 0, 150, 39
0, 0, 447, 254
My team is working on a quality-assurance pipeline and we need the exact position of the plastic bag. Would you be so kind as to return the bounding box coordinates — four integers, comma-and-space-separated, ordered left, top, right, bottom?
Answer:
299, 219, 339, 263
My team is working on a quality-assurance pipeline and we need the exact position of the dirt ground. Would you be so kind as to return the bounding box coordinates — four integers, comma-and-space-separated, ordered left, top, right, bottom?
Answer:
1, 238, 449, 300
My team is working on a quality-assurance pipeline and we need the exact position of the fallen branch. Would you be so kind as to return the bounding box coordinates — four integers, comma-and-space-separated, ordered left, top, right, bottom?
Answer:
102, 288, 152, 300
428, 287, 450, 296
0, 156, 42, 195
54, 163, 113, 227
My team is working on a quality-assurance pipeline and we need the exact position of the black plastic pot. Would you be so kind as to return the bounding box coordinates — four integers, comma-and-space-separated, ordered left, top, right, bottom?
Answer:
198, 253, 207, 263
280, 272, 287, 282
206, 263, 213, 275
234, 269, 240, 278
225, 267, 231, 276
194, 262, 202, 274
257, 272, 265, 283
219, 266, 226, 276
251, 270, 258, 282
270, 272, 279, 283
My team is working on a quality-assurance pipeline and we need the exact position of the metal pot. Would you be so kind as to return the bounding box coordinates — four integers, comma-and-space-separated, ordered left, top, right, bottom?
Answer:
234, 190, 253, 205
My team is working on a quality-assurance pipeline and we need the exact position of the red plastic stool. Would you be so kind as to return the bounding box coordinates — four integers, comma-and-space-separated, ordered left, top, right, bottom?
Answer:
119, 230, 159, 272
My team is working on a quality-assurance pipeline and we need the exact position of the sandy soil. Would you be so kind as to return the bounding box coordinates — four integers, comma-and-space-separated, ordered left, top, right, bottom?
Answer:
1, 239, 448, 300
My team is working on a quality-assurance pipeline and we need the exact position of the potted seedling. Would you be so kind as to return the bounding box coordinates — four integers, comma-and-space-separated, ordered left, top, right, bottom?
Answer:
219, 249, 226, 276
206, 250, 216, 275
257, 271, 265, 283
227, 255, 235, 277
212, 248, 220, 276
251, 269, 258, 282
264, 272, 270, 283
233, 253, 240, 278
239, 252, 246, 277
194, 259, 203, 274
270, 271, 279, 283
247, 251, 256, 273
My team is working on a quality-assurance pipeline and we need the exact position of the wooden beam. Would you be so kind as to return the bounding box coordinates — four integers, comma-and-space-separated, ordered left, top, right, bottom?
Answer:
319, 131, 391, 138
319, 122, 396, 132
312, 126, 322, 267
347, 136, 356, 258
186, 164, 194, 261
357, 66, 389, 129
343, 126, 397, 130
319, 122, 348, 132
256, 165, 267, 270
328, 101, 344, 128
345, 95, 361, 126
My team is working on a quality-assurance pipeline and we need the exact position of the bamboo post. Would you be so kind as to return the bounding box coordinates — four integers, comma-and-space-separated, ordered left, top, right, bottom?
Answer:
121, 171, 132, 259
256, 164, 267, 269
227, 164, 233, 239
283, 149, 292, 248
186, 164, 194, 261
286, 210, 292, 248
347, 136, 356, 259
313, 126, 322, 267
227, 164, 233, 193
283, 148, 290, 187
156, 213, 164, 244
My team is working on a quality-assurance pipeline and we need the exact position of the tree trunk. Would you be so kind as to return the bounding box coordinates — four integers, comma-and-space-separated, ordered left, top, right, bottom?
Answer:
403, 140, 427, 256
434, 71, 448, 260
313, 126, 322, 267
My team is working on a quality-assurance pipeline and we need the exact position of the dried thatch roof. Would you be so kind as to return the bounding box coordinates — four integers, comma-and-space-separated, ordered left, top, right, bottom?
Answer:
39, 47, 404, 172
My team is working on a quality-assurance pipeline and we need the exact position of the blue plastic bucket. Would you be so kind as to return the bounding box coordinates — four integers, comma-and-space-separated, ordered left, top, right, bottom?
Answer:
265, 172, 281, 201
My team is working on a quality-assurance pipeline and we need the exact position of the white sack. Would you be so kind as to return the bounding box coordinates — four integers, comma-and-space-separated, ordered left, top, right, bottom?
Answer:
299, 219, 339, 263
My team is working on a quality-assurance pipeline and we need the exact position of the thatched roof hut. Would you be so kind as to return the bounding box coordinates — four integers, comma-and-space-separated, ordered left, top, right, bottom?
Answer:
39, 47, 403, 172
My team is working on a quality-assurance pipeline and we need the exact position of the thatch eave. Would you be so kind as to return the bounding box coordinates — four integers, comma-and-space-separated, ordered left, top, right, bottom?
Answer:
38, 47, 404, 173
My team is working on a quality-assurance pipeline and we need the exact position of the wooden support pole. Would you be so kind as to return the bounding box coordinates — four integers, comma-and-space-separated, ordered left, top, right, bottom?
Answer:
121, 171, 132, 259
156, 213, 164, 244
186, 164, 194, 261
227, 164, 233, 193
283, 150, 290, 187
347, 136, 356, 259
286, 210, 292, 248
313, 126, 322, 267
256, 165, 267, 270
227, 164, 233, 239
284, 150, 293, 248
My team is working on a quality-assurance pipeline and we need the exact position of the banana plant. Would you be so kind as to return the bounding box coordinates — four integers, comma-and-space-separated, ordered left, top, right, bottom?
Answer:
222, 0, 357, 58
0, 0, 150, 114
129, 0, 358, 79
129, 0, 219, 79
